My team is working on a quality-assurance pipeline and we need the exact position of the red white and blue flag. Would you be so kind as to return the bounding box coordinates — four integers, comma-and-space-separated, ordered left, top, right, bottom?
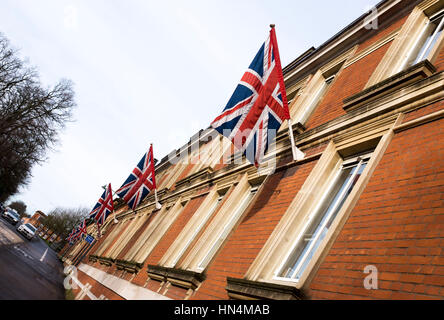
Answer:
66, 223, 83, 244
211, 27, 291, 166
77, 219, 88, 239
66, 229, 78, 244
89, 183, 114, 231
116, 145, 157, 210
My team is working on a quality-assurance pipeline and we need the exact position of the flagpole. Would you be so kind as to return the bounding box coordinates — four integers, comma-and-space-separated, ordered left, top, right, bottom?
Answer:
287, 119, 304, 161
111, 187, 118, 223
151, 143, 162, 210
155, 189, 162, 210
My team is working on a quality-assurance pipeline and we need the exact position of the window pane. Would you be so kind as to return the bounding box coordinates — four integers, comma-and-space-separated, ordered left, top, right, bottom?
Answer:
417, 17, 444, 63
197, 189, 256, 270
300, 77, 334, 124
279, 161, 367, 280
408, 15, 444, 66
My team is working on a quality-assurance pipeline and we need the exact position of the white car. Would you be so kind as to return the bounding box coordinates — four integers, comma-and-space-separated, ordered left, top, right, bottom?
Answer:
17, 223, 37, 240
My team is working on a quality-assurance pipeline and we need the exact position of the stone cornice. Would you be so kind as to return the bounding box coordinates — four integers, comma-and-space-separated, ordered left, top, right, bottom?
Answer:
226, 277, 304, 300
291, 70, 444, 148
115, 259, 143, 273
343, 60, 437, 111
147, 265, 206, 290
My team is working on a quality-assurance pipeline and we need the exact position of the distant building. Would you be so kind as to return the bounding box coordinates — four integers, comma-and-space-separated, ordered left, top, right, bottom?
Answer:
25, 211, 62, 243
24, 210, 47, 227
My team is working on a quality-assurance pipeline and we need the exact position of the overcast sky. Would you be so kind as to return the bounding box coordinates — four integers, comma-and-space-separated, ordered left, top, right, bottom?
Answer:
1, 0, 381, 215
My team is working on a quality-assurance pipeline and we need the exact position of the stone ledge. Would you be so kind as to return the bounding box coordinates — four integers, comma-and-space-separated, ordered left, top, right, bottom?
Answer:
115, 259, 143, 273
343, 60, 437, 111
79, 263, 171, 300
175, 166, 214, 189
96, 256, 114, 267
226, 277, 304, 300
147, 265, 206, 289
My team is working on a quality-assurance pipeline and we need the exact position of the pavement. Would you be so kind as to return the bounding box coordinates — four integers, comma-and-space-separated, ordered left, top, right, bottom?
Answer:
0, 217, 66, 300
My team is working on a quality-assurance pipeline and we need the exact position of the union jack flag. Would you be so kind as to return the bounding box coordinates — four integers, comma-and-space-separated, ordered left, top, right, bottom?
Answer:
66, 226, 82, 244
211, 27, 291, 166
77, 219, 88, 240
66, 229, 76, 244
117, 145, 157, 210
89, 183, 114, 232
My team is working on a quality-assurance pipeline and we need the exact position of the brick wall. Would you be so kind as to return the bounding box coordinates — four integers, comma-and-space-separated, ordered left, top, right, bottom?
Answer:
130, 191, 207, 287
192, 146, 323, 299
304, 12, 409, 131
433, 39, 444, 72
74, 269, 125, 300
307, 117, 444, 300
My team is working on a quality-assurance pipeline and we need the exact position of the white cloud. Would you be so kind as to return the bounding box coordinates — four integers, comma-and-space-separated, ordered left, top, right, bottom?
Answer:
63, 5, 79, 31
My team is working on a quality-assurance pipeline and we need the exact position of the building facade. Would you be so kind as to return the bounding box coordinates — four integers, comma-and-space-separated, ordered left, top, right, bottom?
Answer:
64, 0, 444, 300
24, 211, 62, 243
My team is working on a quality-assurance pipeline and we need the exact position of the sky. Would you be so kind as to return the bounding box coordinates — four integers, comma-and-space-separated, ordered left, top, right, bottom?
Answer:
1, 0, 381, 215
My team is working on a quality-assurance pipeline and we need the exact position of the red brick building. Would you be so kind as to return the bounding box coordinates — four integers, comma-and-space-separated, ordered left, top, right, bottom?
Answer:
24, 211, 62, 243
64, 0, 444, 300
24, 210, 46, 227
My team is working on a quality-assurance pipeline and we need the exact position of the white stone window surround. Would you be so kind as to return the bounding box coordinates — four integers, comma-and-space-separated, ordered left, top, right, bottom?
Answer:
399, 8, 444, 70
274, 151, 372, 283
178, 173, 260, 273
244, 115, 402, 290
159, 186, 228, 269
366, 0, 444, 88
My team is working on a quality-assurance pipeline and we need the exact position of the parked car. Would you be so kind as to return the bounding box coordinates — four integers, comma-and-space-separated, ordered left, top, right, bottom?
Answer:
17, 223, 37, 240
2, 207, 20, 225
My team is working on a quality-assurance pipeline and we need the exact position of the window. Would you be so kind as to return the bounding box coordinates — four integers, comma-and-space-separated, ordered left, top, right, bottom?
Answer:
179, 174, 259, 272
123, 199, 186, 264
401, 10, 444, 69
93, 220, 128, 257
190, 135, 232, 174
275, 152, 372, 281
244, 129, 395, 289
367, 4, 444, 87
196, 186, 258, 271
107, 210, 153, 260
289, 49, 353, 127
298, 75, 335, 125
286, 88, 300, 106
160, 188, 228, 268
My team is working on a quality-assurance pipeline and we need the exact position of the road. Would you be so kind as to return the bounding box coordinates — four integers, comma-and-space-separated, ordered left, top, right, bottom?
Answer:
0, 217, 66, 300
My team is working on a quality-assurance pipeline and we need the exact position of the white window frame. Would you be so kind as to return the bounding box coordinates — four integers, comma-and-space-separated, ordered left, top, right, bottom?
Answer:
367, 2, 444, 87
130, 199, 185, 264
196, 186, 258, 271
288, 48, 354, 127
160, 187, 228, 268
178, 174, 257, 273
400, 9, 444, 70
245, 122, 398, 289
298, 75, 335, 125
273, 152, 372, 283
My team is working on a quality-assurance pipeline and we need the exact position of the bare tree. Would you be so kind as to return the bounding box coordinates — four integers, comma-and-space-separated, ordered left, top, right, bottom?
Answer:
8, 200, 27, 217
42, 206, 90, 240
0, 32, 76, 201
